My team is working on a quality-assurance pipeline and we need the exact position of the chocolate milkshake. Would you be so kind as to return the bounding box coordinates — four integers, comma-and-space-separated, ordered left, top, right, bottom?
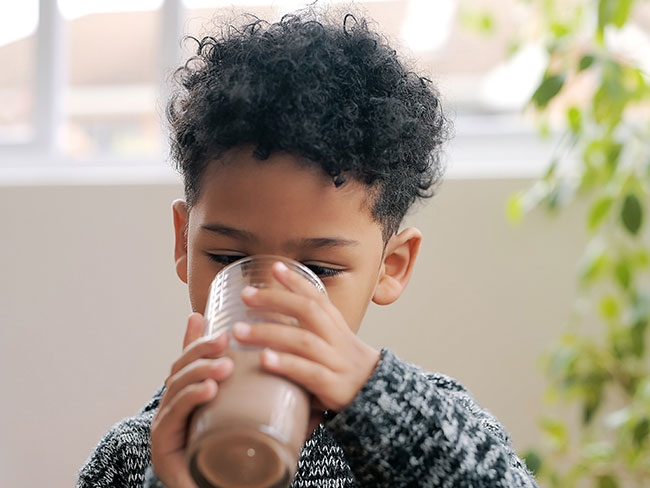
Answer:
187, 348, 309, 488
186, 256, 325, 488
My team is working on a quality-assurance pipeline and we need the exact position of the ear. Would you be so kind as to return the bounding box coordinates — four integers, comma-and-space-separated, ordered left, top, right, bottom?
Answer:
372, 227, 422, 306
172, 199, 189, 284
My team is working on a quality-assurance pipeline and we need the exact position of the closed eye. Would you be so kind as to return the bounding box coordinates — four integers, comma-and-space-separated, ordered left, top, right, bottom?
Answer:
207, 254, 342, 279
304, 264, 342, 278
207, 254, 246, 266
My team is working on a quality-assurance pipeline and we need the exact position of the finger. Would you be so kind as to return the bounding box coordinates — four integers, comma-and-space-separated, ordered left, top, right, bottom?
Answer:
183, 313, 206, 350
260, 348, 342, 411
272, 261, 327, 301
155, 379, 218, 444
272, 261, 350, 333
169, 332, 229, 379
307, 410, 325, 437
232, 322, 337, 369
240, 287, 336, 340
160, 357, 233, 411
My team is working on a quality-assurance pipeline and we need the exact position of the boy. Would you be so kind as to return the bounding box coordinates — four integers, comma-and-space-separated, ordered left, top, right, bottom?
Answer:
78, 9, 538, 488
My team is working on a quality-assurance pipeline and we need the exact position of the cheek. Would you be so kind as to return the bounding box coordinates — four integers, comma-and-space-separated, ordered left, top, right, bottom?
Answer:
186, 252, 214, 314
327, 276, 378, 333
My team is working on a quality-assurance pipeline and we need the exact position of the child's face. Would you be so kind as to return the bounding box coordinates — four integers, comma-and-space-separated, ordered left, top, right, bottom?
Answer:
172, 147, 398, 332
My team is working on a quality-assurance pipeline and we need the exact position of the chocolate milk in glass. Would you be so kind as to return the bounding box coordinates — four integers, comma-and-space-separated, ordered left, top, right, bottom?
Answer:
187, 256, 326, 488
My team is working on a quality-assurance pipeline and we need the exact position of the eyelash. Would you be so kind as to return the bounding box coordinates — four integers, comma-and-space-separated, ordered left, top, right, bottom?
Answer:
207, 254, 342, 278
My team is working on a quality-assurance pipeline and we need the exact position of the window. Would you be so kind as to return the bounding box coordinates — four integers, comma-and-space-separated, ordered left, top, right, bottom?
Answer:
0, 0, 38, 145
6, 0, 647, 178
60, 1, 165, 160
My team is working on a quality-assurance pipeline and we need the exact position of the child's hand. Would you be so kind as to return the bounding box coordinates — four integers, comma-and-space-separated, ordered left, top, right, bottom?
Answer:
233, 262, 381, 414
150, 313, 233, 488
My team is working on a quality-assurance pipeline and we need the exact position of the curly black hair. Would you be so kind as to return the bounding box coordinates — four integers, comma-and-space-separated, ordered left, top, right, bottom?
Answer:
167, 9, 452, 242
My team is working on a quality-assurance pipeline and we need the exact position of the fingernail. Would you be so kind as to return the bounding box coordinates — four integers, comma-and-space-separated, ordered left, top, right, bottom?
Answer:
233, 322, 251, 337
274, 262, 288, 273
241, 286, 258, 297
204, 379, 217, 394
263, 348, 280, 367
214, 357, 233, 370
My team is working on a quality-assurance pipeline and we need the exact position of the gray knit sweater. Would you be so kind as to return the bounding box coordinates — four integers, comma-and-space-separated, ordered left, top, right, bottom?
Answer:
78, 349, 538, 487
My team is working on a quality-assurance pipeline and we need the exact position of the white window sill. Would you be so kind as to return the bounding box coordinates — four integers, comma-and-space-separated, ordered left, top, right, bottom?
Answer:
0, 115, 558, 186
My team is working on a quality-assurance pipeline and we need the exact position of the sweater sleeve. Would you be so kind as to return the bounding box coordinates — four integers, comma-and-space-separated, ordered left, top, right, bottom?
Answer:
77, 387, 164, 488
323, 349, 538, 488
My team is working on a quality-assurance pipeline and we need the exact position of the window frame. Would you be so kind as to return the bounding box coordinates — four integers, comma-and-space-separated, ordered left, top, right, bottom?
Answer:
0, 0, 554, 184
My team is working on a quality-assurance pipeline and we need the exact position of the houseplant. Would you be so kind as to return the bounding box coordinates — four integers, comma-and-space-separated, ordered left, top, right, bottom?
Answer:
497, 0, 650, 485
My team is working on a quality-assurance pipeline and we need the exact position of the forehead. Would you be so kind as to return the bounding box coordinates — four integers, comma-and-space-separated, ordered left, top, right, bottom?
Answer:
191, 149, 382, 244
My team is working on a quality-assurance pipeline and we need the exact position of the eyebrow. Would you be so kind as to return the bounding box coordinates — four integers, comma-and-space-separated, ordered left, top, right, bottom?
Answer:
200, 223, 257, 242
294, 237, 359, 250
200, 223, 359, 249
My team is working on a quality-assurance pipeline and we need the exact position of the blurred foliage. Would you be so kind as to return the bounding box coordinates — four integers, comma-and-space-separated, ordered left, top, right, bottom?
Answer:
468, 0, 650, 485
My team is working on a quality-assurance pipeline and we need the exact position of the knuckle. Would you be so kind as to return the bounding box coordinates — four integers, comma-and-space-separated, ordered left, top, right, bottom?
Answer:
185, 359, 213, 379
170, 358, 183, 375
208, 357, 228, 374
203, 337, 226, 357
315, 293, 330, 307
304, 298, 321, 317
168, 386, 197, 417
301, 365, 321, 386
295, 333, 313, 354
166, 370, 181, 389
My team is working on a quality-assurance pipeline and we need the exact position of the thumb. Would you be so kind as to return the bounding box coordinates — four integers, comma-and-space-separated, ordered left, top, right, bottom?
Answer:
182, 312, 205, 350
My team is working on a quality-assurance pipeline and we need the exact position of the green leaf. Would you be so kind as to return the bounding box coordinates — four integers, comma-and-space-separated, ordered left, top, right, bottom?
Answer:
598, 295, 620, 321
588, 196, 613, 232
460, 9, 496, 35
567, 106, 582, 134
621, 194, 643, 235
638, 378, 650, 401
550, 22, 570, 38
540, 417, 569, 451
532, 74, 566, 108
633, 417, 650, 445
630, 321, 646, 357
578, 245, 610, 285
633, 248, 650, 268
598, 0, 616, 34
522, 449, 542, 475
614, 260, 631, 290
578, 54, 595, 71
597, 0, 632, 32
621, 64, 648, 100
613, 0, 634, 27
546, 181, 575, 212
507, 193, 524, 224
630, 295, 649, 358
632, 293, 650, 328
593, 62, 627, 126
583, 392, 603, 425
597, 474, 619, 488
543, 158, 559, 181
583, 138, 622, 182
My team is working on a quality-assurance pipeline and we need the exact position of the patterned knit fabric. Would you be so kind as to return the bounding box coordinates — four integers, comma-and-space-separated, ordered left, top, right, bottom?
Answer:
78, 349, 538, 487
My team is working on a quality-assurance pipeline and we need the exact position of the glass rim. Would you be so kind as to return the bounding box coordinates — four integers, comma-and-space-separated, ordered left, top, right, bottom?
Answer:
215, 254, 326, 295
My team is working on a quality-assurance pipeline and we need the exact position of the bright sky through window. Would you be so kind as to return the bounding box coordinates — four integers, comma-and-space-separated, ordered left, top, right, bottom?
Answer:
57, 0, 164, 20
0, 0, 38, 47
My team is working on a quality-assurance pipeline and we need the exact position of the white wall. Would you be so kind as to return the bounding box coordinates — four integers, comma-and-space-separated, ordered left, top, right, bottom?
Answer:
0, 177, 587, 487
